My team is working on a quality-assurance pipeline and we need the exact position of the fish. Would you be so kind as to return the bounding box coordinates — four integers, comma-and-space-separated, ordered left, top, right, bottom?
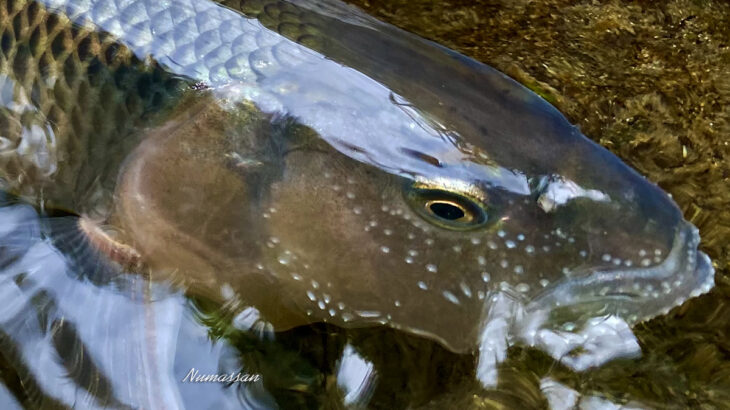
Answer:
0, 0, 189, 213
0, 0, 716, 402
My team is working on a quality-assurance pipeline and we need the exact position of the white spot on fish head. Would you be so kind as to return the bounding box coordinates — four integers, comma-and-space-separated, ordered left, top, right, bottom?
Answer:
442, 291, 460, 305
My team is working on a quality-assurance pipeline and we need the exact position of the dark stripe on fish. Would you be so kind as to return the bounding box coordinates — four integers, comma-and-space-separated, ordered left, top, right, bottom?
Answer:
0, 0, 190, 212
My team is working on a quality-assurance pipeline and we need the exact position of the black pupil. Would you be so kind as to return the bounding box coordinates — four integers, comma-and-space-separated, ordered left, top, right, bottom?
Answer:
429, 202, 465, 220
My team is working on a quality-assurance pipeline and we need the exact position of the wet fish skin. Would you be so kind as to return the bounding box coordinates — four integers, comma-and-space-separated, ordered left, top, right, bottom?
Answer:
0, 0, 716, 391
56, 0, 714, 348
108, 87, 712, 358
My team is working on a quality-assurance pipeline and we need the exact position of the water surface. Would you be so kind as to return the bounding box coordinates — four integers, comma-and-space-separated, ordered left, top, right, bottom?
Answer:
0, 0, 726, 408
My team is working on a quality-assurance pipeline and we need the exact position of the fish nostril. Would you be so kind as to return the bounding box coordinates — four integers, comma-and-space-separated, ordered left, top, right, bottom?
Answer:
427, 200, 466, 221
399, 148, 443, 167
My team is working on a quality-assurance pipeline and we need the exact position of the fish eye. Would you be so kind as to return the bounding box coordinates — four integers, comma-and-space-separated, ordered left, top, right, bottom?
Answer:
405, 187, 489, 230
427, 200, 467, 221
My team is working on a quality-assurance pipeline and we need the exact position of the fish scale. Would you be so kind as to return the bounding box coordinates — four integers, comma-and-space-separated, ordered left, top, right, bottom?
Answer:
0, 0, 186, 211
0, 0, 717, 406
2, 0, 484, 211
33, 0, 493, 194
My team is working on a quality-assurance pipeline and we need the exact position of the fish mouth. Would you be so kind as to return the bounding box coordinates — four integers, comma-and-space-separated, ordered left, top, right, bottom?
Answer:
526, 222, 715, 326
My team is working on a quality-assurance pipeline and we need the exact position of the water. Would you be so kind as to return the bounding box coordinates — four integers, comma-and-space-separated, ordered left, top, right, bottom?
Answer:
0, 0, 727, 408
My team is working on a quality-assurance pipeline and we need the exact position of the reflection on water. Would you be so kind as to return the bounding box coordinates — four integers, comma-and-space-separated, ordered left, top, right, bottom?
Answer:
0, 200, 451, 407
0, 197, 313, 409
0, 0, 725, 408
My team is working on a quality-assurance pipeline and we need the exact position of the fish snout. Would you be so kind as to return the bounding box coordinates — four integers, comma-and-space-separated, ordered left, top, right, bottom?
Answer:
527, 221, 715, 327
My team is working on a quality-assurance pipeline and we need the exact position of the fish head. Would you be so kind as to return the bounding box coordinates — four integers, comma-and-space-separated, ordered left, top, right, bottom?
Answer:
109, 86, 714, 355
260, 135, 715, 353
255, 82, 715, 352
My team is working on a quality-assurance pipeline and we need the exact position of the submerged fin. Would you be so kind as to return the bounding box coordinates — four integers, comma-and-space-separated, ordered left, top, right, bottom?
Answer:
76, 217, 144, 273
0, 201, 186, 409
40, 213, 164, 300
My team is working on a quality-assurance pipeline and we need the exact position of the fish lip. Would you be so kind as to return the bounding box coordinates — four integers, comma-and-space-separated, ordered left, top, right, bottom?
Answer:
525, 222, 715, 325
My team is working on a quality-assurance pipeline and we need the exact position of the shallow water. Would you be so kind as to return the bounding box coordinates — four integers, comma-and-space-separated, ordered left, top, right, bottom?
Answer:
0, 0, 727, 408
344, 0, 730, 407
